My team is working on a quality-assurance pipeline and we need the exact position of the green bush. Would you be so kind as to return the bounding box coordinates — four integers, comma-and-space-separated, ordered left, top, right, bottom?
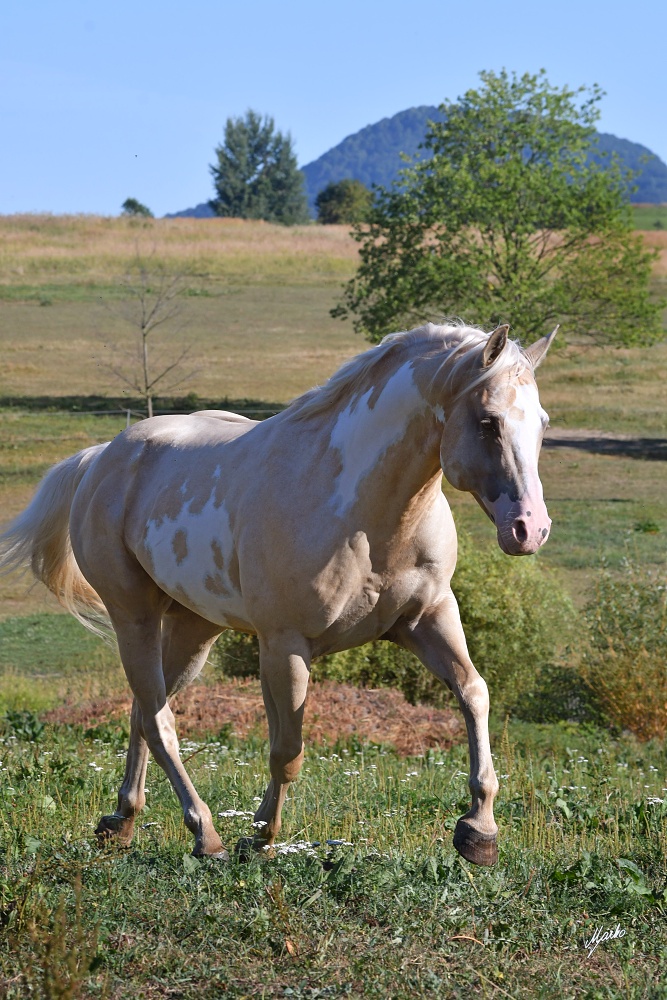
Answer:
210, 529, 574, 711
578, 563, 667, 740
452, 532, 575, 708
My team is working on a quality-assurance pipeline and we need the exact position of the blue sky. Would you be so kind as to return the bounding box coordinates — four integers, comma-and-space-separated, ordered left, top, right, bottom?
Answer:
2, 0, 665, 216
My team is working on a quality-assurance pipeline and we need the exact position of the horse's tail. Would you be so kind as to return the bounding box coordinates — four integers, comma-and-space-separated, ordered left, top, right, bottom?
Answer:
0, 443, 111, 634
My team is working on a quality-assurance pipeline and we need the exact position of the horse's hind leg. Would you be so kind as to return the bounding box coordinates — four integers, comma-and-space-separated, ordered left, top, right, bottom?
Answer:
393, 592, 499, 866
97, 605, 222, 849
96, 697, 149, 846
116, 614, 226, 857
238, 632, 310, 854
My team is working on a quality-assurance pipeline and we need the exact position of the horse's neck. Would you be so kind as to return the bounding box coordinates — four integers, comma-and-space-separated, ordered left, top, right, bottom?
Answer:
326, 362, 442, 518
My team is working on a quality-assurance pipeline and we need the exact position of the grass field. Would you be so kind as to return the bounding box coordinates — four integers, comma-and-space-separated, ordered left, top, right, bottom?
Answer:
1, 216, 666, 997
632, 204, 667, 231
1, 710, 666, 997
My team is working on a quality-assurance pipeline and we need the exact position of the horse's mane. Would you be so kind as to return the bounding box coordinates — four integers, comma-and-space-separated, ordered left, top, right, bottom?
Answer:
287, 323, 532, 419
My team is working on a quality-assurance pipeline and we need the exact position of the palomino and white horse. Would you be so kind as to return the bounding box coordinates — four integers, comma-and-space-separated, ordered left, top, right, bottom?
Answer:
1, 322, 555, 866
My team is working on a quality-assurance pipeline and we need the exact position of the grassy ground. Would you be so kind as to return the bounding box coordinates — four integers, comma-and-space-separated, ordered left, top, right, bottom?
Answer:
1, 712, 666, 998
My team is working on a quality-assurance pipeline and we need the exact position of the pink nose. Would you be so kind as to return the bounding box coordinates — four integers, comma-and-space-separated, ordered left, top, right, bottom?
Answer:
506, 513, 551, 554
483, 494, 551, 556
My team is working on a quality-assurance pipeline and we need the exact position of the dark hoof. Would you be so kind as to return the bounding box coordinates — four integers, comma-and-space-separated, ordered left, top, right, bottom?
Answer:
453, 819, 498, 867
192, 847, 229, 862
95, 814, 135, 847
235, 836, 271, 861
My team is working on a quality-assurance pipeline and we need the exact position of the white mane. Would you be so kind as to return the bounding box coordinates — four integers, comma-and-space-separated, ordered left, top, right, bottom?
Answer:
289, 323, 533, 419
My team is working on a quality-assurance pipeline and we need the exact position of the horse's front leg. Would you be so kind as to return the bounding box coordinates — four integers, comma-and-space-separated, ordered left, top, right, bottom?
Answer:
237, 632, 310, 856
394, 591, 499, 866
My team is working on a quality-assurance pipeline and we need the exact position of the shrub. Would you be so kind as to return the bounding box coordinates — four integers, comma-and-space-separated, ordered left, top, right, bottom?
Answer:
212, 630, 260, 679
316, 179, 372, 225
578, 564, 667, 740
121, 197, 153, 218
210, 529, 573, 711
452, 532, 575, 708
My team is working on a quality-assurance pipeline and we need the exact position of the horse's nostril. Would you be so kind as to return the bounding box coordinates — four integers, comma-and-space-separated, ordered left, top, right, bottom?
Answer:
513, 519, 528, 544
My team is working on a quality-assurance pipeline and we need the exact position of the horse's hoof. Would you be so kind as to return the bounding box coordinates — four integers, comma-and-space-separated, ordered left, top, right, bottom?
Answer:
95, 814, 135, 847
453, 819, 498, 867
192, 847, 230, 862
235, 836, 272, 861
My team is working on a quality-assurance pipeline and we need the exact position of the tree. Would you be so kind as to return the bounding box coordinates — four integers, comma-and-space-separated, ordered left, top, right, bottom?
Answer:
316, 179, 373, 224
333, 70, 663, 346
209, 110, 309, 225
121, 197, 153, 218
100, 253, 199, 418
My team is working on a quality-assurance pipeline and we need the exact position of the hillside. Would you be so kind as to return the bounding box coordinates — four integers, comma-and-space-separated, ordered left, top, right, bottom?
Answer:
300, 107, 667, 210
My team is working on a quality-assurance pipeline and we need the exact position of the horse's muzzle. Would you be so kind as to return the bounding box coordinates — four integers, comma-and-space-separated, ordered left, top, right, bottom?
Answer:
497, 514, 551, 556
475, 492, 551, 556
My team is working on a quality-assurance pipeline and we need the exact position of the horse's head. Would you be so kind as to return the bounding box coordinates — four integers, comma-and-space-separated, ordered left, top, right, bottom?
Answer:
438, 325, 556, 556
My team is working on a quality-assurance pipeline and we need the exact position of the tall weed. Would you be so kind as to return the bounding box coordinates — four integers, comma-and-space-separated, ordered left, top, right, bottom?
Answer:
579, 563, 667, 740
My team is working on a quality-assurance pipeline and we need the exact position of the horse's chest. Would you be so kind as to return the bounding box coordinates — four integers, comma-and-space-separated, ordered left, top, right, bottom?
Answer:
308, 535, 431, 654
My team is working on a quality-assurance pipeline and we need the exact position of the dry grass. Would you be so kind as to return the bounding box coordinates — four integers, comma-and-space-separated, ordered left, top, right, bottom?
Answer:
43, 677, 464, 756
0, 215, 359, 285
641, 230, 667, 275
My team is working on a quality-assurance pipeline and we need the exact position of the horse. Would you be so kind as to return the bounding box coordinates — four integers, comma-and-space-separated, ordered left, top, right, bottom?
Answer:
1, 322, 556, 866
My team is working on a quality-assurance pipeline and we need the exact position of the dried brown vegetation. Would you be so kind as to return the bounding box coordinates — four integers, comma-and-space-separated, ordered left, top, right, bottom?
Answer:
44, 677, 463, 756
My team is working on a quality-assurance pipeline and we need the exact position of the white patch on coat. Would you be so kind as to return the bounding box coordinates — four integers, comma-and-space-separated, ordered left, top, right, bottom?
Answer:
143, 494, 245, 625
329, 364, 427, 514
505, 382, 548, 505
484, 382, 551, 551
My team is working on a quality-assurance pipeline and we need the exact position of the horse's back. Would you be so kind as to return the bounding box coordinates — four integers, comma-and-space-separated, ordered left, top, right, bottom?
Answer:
127, 410, 258, 446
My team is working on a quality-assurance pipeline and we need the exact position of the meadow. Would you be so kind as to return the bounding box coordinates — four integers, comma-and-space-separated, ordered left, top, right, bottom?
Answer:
632, 204, 667, 231
1, 215, 666, 997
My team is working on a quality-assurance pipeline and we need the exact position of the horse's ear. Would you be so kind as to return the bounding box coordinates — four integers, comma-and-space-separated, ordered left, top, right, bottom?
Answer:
525, 325, 559, 368
482, 325, 509, 367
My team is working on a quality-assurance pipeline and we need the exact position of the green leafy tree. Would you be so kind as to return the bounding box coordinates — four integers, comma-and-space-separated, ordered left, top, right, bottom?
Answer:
121, 197, 153, 218
209, 110, 309, 225
316, 178, 372, 224
334, 70, 663, 346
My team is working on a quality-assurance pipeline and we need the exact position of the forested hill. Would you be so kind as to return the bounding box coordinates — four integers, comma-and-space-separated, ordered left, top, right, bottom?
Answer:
300, 106, 444, 209
300, 107, 667, 209
166, 106, 667, 218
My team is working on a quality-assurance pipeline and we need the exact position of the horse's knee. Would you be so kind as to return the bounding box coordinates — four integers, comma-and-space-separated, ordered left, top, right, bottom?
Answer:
461, 673, 490, 716
270, 742, 304, 783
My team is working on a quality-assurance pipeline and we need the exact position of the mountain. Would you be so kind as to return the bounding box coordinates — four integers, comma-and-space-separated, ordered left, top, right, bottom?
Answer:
165, 107, 667, 217
300, 107, 667, 210
165, 201, 215, 219
300, 106, 443, 212
594, 132, 667, 204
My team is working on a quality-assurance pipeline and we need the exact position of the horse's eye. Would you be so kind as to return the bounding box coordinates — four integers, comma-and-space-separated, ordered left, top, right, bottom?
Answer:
480, 416, 500, 438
